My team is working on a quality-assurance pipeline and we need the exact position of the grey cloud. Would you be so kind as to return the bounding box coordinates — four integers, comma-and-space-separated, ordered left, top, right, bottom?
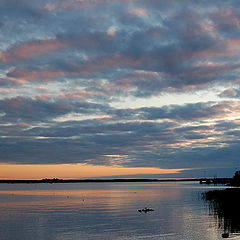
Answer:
218, 88, 240, 98
0, 96, 109, 123
0, 95, 239, 173
214, 120, 240, 130
0, 0, 47, 19
210, 7, 240, 34
136, 102, 228, 121
0, 106, 239, 170
0, 78, 17, 87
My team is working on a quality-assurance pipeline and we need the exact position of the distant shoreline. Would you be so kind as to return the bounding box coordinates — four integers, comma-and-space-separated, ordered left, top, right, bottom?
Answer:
0, 178, 231, 184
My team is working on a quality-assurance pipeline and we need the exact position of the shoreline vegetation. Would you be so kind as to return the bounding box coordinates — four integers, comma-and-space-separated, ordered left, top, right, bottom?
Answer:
202, 171, 240, 236
203, 188, 240, 235
0, 178, 204, 184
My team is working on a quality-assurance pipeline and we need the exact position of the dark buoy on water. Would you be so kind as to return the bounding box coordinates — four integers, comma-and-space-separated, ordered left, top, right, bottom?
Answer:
138, 207, 154, 213
222, 232, 229, 238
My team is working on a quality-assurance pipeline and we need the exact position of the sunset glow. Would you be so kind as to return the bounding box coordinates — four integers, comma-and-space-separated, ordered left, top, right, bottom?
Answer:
0, 164, 186, 180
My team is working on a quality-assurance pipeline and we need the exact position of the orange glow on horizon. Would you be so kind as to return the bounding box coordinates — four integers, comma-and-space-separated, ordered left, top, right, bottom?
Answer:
0, 163, 187, 180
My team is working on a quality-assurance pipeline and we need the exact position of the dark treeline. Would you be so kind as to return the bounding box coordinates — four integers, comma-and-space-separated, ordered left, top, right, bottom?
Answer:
0, 178, 203, 184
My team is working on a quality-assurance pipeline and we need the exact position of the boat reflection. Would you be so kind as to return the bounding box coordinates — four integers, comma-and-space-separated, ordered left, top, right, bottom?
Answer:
203, 188, 240, 237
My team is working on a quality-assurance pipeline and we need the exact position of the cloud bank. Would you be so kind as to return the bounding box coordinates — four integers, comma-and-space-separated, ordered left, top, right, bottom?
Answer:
1, 0, 240, 176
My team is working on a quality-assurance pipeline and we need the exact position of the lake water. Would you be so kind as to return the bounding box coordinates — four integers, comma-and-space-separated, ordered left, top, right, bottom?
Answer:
0, 181, 239, 240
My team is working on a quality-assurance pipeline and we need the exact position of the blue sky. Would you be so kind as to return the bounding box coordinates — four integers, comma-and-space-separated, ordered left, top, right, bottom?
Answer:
1, 0, 240, 178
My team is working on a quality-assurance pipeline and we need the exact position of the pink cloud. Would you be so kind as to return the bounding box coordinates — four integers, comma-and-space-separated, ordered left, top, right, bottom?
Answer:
78, 54, 144, 76
227, 39, 240, 47
7, 68, 65, 84
58, 91, 97, 99
212, 8, 240, 29
180, 40, 237, 61
3, 53, 144, 86
0, 38, 66, 63
37, 86, 47, 91
199, 21, 215, 34
107, 27, 117, 36
130, 8, 148, 16
36, 94, 52, 100
36, 90, 101, 101
45, 1, 98, 11
18, 122, 31, 127
0, 88, 17, 94
45, 0, 137, 11
0, 34, 112, 64
7, 97, 25, 107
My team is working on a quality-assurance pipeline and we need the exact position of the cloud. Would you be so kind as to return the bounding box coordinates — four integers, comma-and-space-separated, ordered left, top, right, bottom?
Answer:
6, 67, 65, 84
218, 88, 240, 98
0, 95, 239, 170
1, 117, 239, 169
0, 31, 115, 64
1, 0, 240, 176
134, 101, 237, 121
0, 0, 47, 20
211, 8, 240, 34
0, 97, 70, 122
2, 3, 240, 97
0, 38, 66, 63
0, 96, 109, 123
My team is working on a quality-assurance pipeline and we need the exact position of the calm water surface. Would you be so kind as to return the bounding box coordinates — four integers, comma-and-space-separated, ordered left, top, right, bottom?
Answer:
0, 182, 239, 240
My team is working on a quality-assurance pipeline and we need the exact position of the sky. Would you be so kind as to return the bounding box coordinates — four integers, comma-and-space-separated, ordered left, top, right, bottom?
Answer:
1, 0, 240, 179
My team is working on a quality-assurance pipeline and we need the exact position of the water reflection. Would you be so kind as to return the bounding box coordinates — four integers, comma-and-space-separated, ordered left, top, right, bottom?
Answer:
203, 188, 240, 237
0, 182, 227, 240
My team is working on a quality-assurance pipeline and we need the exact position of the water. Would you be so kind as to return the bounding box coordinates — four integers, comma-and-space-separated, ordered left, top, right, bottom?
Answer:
0, 182, 239, 240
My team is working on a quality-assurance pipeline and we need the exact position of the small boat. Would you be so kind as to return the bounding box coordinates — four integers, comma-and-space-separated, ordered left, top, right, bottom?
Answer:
138, 207, 154, 213
222, 232, 229, 238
